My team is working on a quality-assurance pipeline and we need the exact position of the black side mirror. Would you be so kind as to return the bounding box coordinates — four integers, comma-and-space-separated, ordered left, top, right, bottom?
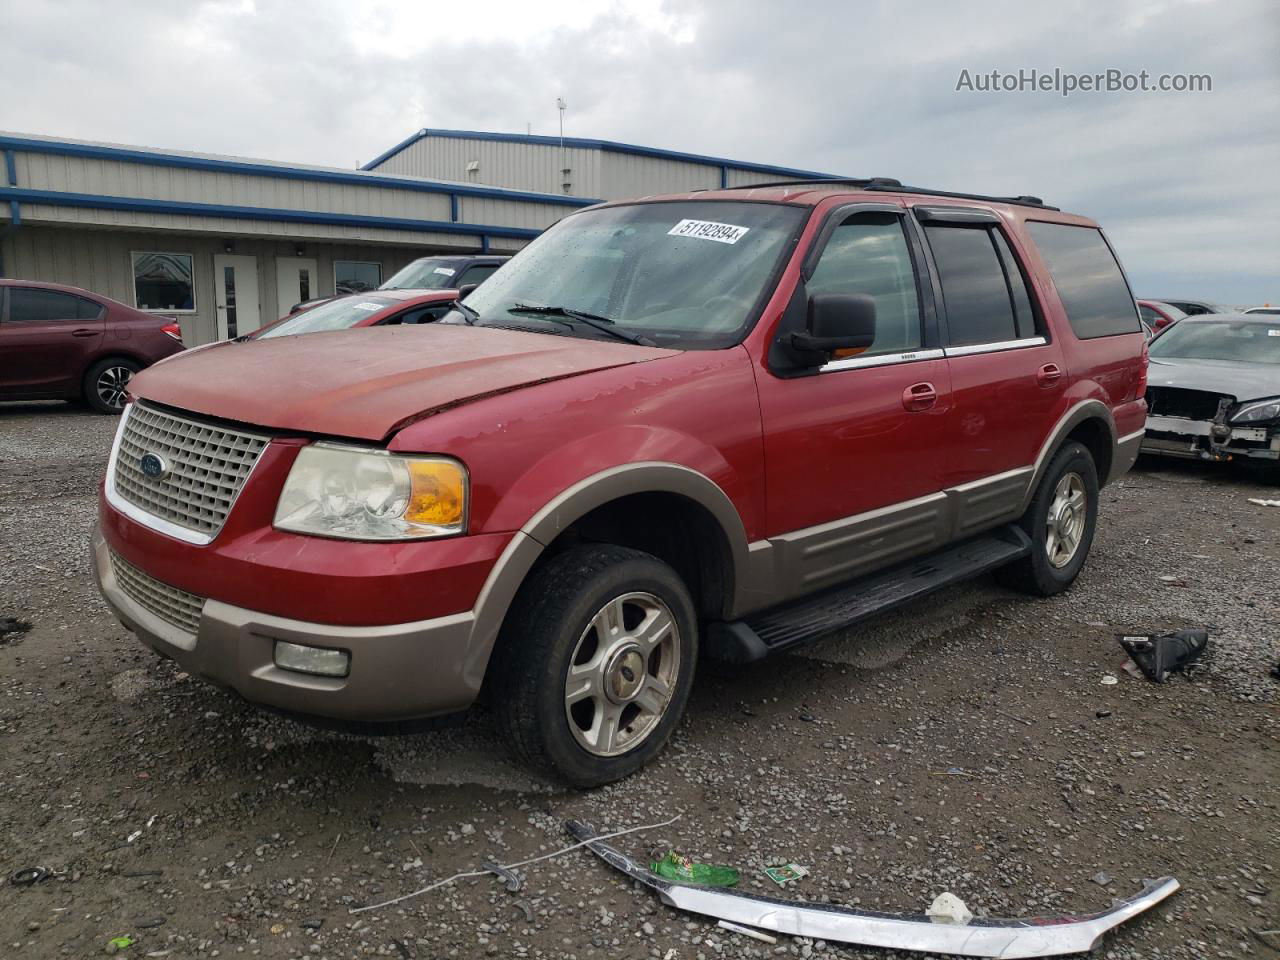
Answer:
790, 293, 877, 357
457, 283, 479, 300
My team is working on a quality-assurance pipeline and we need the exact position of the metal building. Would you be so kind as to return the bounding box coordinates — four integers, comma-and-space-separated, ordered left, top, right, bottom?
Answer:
1, 129, 834, 345
362, 128, 837, 199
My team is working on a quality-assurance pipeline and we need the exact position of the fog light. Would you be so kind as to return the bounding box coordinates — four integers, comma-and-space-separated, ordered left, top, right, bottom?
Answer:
273, 641, 350, 678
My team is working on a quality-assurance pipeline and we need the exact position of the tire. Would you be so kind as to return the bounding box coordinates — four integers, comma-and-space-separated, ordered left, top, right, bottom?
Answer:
489, 544, 698, 788
84, 357, 141, 414
997, 441, 1099, 596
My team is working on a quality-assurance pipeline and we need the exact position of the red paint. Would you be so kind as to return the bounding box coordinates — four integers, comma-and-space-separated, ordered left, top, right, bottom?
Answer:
105, 184, 1145, 627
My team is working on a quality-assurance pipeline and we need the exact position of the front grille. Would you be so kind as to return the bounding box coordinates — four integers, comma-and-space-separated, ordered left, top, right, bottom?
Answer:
1145, 386, 1233, 421
110, 550, 205, 634
113, 403, 269, 538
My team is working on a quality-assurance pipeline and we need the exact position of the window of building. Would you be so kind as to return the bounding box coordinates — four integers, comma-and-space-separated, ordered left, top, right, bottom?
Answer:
806, 213, 923, 357
133, 252, 195, 312
8, 288, 103, 322
334, 260, 382, 294
1024, 222, 1141, 339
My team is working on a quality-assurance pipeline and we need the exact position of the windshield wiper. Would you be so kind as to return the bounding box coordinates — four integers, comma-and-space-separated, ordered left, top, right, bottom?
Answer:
509, 303, 655, 346
452, 299, 480, 325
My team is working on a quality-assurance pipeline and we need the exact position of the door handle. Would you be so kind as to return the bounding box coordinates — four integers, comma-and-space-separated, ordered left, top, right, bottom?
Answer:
70, 328, 97, 338
1037, 363, 1063, 387
902, 381, 938, 412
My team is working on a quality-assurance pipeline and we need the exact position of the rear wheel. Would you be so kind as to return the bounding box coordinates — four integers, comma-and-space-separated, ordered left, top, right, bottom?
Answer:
998, 441, 1099, 596
490, 544, 697, 788
84, 358, 140, 414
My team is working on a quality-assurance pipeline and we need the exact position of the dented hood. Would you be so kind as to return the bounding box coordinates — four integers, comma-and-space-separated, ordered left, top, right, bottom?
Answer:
129, 325, 678, 441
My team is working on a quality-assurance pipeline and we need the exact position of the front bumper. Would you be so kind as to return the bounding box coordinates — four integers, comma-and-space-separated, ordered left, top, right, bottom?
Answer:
93, 523, 483, 721
1140, 415, 1280, 461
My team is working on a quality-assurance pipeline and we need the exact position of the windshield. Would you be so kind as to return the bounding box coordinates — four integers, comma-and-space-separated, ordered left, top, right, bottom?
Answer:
382, 259, 466, 290
255, 296, 397, 339
449, 201, 807, 349
1149, 319, 1280, 363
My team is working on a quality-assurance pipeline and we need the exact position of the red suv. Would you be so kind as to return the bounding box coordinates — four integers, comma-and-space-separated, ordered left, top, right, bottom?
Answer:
1, 280, 183, 413
93, 179, 1147, 786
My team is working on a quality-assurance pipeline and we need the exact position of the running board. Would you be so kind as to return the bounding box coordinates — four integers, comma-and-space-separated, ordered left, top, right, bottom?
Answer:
707, 525, 1031, 662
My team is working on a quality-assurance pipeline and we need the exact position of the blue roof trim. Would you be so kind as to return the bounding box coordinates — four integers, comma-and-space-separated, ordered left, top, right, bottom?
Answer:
0, 135, 595, 208
0, 187, 542, 239
362, 128, 842, 180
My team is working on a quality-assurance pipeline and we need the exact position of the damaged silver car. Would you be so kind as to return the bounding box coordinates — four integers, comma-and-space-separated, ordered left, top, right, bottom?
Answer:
1141, 314, 1280, 467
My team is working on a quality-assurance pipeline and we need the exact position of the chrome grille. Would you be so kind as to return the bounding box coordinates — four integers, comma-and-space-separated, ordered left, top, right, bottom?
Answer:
113, 403, 269, 538
110, 550, 205, 635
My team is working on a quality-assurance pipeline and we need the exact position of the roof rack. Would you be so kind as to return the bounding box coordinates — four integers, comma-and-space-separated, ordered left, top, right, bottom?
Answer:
721, 177, 1058, 211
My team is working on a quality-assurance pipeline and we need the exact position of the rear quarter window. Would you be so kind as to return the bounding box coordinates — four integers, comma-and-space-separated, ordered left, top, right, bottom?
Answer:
1025, 222, 1141, 339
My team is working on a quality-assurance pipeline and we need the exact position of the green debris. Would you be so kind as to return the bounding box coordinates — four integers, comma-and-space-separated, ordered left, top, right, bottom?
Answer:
763, 863, 809, 887
105, 936, 135, 954
649, 850, 739, 887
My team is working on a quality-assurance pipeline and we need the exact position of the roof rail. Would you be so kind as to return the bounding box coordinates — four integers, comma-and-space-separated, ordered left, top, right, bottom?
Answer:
720, 176, 1058, 211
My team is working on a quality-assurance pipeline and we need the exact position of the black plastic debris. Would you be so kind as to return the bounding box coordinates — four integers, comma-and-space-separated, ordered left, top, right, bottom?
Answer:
9, 866, 50, 886
0, 618, 32, 644
1117, 630, 1209, 683
481, 860, 522, 893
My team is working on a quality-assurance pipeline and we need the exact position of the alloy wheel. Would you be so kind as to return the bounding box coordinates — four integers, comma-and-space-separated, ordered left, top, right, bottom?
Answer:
563, 591, 681, 758
96, 365, 133, 411
1045, 471, 1087, 568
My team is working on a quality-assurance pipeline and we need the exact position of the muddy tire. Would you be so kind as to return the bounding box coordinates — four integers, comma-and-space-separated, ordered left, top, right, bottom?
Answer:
998, 441, 1099, 596
489, 544, 697, 788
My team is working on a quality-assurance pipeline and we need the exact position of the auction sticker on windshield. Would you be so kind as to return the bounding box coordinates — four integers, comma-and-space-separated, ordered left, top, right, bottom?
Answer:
433, 267, 457, 276
351, 302, 383, 311
668, 219, 750, 244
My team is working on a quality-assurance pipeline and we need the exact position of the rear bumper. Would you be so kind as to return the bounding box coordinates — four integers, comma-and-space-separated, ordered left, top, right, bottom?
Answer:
93, 523, 484, 720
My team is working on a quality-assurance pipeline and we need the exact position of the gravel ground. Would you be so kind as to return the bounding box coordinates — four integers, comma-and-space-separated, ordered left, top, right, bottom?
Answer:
1, 400, 1277, 960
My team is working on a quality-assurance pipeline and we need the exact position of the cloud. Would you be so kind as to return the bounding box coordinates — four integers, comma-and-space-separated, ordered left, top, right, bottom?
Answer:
1, 0, 1276, 302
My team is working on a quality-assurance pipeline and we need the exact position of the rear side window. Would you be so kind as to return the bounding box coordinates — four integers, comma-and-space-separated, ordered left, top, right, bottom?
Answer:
8, 288, 100, 322
1025, 222, 1140, 339
457, 265, 500, 288
807, 213, 923, 356
925, 225, 1037, 346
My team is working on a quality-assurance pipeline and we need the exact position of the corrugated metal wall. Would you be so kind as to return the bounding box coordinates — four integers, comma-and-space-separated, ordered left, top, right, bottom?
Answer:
0, 224, 518, 345
600, 152, 722, 198
378, 137, 603, 199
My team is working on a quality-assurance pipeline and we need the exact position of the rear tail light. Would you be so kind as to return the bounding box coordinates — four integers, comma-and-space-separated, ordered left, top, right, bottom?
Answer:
160, 322, 183, 344
1135, 341, 1149, 400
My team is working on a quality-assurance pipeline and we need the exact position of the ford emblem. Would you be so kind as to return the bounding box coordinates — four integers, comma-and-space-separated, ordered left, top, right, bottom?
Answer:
139, 452, 168, 479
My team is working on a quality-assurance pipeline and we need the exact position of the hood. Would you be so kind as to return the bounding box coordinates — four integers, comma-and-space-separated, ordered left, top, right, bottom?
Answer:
129, 325, 678, 441
1147, 358, 1280, 403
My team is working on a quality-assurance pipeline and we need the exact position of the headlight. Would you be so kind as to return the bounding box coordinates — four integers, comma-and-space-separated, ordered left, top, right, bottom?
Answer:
1229, 397, 1280, 424
274, 443, 467, 540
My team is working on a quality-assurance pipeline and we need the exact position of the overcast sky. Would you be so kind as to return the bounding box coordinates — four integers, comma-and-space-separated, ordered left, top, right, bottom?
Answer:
2, 0, 1276, 303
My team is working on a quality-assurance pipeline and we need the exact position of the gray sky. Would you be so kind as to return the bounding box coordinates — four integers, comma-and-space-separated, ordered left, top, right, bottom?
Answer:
2, 0, 1277, 303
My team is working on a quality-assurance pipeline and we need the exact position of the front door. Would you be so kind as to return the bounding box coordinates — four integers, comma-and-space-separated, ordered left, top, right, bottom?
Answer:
275, 256, 318, 320
754, 207, 952, 599
213, 254, 261, 339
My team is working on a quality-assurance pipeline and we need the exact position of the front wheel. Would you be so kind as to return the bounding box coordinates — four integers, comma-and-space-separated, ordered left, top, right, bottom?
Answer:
489, 544, 698, 788
84, 357, 141, 414
998, 441, 1099, 596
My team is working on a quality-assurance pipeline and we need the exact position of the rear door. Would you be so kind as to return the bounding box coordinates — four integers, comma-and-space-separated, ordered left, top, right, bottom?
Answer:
0, 286, 105, 398
911, 206, 1067, 535
755, 204, 953, 595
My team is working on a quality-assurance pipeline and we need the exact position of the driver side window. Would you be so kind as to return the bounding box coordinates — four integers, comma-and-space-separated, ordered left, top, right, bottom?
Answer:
807, 214, 923, 357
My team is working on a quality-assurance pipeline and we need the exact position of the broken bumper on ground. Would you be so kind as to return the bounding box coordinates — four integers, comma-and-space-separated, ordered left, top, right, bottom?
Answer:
1141, 415, 1280, 462
565, 821, 1180, 959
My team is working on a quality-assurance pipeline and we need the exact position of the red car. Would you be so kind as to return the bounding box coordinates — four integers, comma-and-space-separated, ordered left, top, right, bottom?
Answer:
1137, 299, 1187, 332
0, 280, 183, 413
250, 288, 461, 340
93, 178, 1146, 786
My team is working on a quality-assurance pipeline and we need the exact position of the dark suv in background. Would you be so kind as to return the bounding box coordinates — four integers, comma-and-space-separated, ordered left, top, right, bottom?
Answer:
0, 279, 184, 413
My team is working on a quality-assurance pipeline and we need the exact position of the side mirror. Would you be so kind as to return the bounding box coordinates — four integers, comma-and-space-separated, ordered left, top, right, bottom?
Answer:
790, 293, 877, 357
457, 283, 479, 300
